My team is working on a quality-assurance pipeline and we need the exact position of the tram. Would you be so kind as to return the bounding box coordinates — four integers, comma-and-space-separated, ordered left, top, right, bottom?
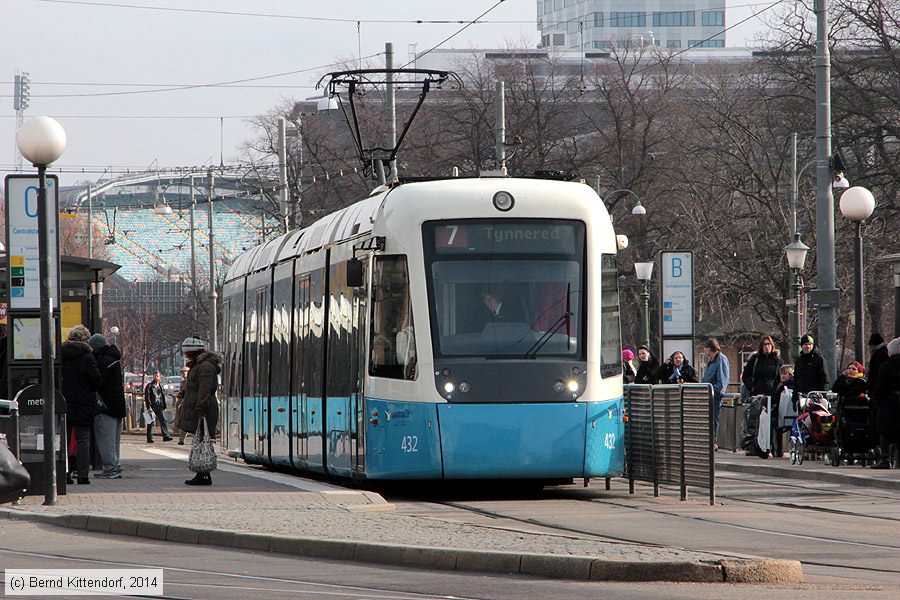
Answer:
221, 175, 626, 482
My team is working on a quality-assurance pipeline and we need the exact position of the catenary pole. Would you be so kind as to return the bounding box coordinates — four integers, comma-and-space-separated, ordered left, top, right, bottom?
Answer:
815, 0, 837, 380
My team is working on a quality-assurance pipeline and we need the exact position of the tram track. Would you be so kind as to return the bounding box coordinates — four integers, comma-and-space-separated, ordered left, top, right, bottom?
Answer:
411, 485, 900, 580
713, 472, 900, 523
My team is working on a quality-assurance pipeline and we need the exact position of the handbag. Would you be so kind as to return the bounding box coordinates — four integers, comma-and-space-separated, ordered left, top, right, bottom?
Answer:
188, 418, 217, 473
1, 436, 31, 503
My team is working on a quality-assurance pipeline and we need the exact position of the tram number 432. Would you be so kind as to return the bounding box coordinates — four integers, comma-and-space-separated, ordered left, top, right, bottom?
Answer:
603, 433, 616, 450
401, 435, 419, 453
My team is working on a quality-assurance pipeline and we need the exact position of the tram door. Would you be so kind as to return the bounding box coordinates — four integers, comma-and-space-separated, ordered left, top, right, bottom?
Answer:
253, 284, 271, 460
352, 258, 368, 474
324, 254, 355, 477
305, 267, 327, 472
291, 274, 310, 469
269, 263, 293, 466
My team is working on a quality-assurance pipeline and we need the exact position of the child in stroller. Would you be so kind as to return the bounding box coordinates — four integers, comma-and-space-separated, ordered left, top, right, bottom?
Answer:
789, 392, 836, 464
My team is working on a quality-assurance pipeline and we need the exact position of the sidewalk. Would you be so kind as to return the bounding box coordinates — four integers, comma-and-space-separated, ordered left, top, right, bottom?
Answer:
0, 438, 803, 584
715, 448, 900, 491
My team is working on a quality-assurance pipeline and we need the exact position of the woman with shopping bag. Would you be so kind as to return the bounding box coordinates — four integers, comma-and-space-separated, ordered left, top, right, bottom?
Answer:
176, 337, 222, 486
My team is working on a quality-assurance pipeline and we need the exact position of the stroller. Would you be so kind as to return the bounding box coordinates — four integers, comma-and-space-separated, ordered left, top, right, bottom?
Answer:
830, 390, 878, 467
741, 391, 798, 458
789, 393, 836, 465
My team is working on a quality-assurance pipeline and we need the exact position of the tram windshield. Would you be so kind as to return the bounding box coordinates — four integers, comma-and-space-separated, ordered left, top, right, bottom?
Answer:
423, 219, 585, 359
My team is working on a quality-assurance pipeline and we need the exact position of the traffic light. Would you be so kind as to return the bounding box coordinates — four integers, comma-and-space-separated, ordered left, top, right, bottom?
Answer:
13, 72, 30, 111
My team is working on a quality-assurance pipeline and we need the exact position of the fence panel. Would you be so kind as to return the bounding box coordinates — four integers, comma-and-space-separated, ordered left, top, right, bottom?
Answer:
625, 383, 715, 504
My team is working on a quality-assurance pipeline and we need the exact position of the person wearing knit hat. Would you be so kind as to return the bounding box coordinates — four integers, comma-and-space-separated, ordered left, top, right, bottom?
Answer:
870, 337, 900, 469
794, 333, 828, 394
91, 331, 126, 479
622, 348, 636, 383
60, 325, 102, 484
889, 337, 900, 357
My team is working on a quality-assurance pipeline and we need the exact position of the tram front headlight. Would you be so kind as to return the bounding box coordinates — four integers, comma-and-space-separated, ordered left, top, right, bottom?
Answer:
443, 381, 456, 394
566, 380, 579, 393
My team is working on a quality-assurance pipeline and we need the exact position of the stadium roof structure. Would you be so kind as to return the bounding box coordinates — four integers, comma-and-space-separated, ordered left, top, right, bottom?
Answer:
59, 170, 282, 283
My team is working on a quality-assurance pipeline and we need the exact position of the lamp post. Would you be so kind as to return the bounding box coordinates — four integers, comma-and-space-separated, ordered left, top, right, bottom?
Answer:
596, 180, 647, 216
784, 236, 810, 360
838, 186, 876, 364
635, 261, 654, 349
207, 169, 217, 352
109, 325, 119, 346
16, 116, 67, 506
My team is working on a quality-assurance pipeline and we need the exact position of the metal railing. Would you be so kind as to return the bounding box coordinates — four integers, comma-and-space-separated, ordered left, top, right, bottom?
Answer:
624, 383, 715, 505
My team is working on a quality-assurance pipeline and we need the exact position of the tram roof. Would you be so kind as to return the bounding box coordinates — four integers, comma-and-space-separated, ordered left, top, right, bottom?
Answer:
224, 176, 607, 282
226, 189, 386, 281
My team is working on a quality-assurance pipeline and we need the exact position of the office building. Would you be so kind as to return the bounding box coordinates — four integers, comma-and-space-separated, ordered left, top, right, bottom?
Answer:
537, 0, 727, 50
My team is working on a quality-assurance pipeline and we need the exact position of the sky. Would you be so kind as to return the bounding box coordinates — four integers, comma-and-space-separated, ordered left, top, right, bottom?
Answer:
1, 0, 773, 187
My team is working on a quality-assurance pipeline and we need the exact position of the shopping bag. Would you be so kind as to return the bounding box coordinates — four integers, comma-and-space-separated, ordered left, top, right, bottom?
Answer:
188, 419, 217, 473
142, 409, 155, 425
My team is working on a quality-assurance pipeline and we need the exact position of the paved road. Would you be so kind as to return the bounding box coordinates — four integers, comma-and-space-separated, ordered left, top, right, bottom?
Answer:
1, 520, 896, 600
3, 438, 899, 590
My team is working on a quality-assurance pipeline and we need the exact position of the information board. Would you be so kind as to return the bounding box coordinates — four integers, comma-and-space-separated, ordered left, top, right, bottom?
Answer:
661, 251, 694, 337
4, 175, 60, 310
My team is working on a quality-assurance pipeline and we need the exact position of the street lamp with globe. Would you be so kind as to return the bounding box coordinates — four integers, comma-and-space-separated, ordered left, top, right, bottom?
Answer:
634, 261, 654, 350
16, 116, 67, 505
784, 236, 810, 360
839, 186, 876, 364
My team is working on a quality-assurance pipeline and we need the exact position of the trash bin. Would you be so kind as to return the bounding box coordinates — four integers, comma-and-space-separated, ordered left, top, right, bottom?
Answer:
13, 384, 67, 496
717, 395, 743, 451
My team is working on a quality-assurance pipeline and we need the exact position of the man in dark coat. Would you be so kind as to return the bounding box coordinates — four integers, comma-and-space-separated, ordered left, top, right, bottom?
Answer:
61, 325, 102, 484
793, 334, 829, 394
871, 337, 900, 469
868, 333, 889, 396
90, 333, 125, 478
177, 337, 222, 486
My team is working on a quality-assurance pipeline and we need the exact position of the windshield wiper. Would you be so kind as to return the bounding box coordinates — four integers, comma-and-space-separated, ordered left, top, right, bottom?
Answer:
522, 310, 573, 359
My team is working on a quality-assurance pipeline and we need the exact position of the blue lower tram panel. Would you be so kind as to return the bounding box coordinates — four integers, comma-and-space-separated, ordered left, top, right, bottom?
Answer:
364, 398, 625, 480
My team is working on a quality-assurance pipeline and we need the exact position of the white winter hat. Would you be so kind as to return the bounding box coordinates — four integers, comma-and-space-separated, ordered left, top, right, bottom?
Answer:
888, 337, 900, 357
181, 336, 206, 353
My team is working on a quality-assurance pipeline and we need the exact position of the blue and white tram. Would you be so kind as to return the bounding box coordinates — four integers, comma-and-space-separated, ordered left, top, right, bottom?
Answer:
221, 176, 626, 481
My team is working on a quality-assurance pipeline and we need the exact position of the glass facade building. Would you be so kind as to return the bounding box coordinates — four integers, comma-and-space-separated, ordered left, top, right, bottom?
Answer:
537, 1, 726, 50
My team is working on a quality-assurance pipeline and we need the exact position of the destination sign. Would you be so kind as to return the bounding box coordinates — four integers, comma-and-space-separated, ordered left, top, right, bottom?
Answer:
431, 221, 580, 255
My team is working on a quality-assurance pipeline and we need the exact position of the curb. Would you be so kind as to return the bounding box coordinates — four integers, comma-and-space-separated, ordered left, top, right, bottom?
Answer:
717, 462, 900, 491
0, 508, 802, 583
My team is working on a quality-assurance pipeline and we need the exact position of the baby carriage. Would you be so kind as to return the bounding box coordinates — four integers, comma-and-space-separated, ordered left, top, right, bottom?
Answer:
829, 390, 877, 467
789, 393, 836, 465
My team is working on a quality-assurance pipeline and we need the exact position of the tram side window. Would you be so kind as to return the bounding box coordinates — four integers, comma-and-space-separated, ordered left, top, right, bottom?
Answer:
600, 254, 623, 378
369, 256, 416, 380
